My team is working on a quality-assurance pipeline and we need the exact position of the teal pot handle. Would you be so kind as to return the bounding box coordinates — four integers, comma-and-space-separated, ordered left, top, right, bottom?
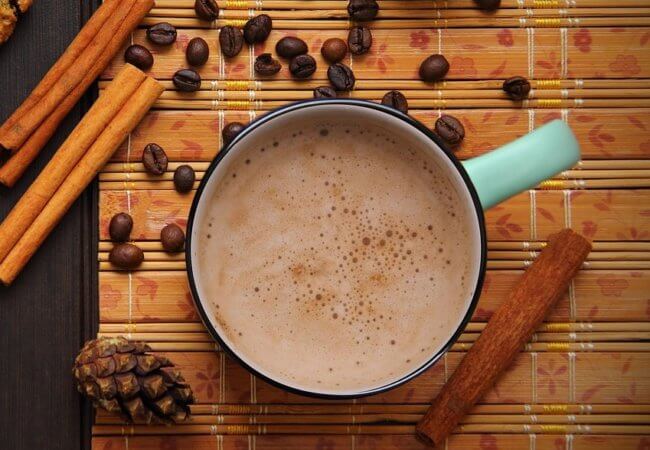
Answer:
462, 119, 580, 210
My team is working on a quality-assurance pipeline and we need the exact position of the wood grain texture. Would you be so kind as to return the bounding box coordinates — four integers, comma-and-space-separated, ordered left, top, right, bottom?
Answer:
0, 1, 98, 449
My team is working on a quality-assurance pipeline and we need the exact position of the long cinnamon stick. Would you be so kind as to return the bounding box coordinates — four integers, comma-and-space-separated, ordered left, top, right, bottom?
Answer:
0, 0, 154, 154
415, 229, 592, 447
0, 77, 164, 286
0, 64, 146, 263
0, 0, 121, 134
0, 0, 154, 188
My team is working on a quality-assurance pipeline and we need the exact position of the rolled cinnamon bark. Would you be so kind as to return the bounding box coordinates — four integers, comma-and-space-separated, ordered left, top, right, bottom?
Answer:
0, 0, 154, 164
0, 64, 146, 263
0, 0, 154, 187
415, 229, 592, 447
0, 0, 120, 133
0, 76, 164, 286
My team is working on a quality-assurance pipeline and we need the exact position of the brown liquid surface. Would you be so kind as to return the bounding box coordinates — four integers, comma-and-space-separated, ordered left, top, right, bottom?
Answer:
196, 120, 477, 394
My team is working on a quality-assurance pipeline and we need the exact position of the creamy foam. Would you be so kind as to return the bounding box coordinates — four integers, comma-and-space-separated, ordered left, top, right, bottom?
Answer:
194, 112, 479, 395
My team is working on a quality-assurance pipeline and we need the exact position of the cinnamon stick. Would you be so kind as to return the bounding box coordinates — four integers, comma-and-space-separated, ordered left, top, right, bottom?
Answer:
0, 64, 146, 263
0, 0, 154, 156
0, 0, 154, 188
0, 76, 164, 286
415, 229, 592, 447
0, 0, 121, 134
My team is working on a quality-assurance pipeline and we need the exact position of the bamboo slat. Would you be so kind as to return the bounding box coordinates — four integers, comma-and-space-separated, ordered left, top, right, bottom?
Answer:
140, 17, 650, 29
90, 435, 650, 450
92, 423, 650, 435
152, 0, 650, 9
97, 322, 650, 333
148, 7, 650, 20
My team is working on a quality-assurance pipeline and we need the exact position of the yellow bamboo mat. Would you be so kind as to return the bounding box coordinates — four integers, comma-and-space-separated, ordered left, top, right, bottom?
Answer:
94, 1, 650, 449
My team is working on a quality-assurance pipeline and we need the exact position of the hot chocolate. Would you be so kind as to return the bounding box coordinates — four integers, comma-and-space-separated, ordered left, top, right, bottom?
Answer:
194, 114, 480, 394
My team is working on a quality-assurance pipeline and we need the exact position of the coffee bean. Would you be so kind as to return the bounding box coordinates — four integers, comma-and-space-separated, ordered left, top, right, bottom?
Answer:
381, 90, 408, 114
419, 54, 449, 82
254, 53, 281, 76
195, 0, 219, 21
347, 0, 379, 21
174, 165, 196, 193
474, 0, 501, 11
435, 115, 465, 147
313, 86, 337, 99
275, 36, 308, 59
186, 37, 209, 66
244, 14, 272, 44
142, 143, 168, 175
219, 25, 244, 58
109, 213, 133, 243
502, 76, 531, 101
124, 45, 153, 71
160, 224, 185, 253
109, 243, 144, 269
173, 69, 201, 92
348, 27, 372, 55
327, 63, 355, 91
321, 38, 347, 63
289, 54, 316, 79
146, 22, 177, 46
223, 122, 245, 145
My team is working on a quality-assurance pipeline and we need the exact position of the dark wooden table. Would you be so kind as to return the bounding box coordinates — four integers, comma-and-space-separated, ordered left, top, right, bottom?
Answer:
0, 2, 98, 449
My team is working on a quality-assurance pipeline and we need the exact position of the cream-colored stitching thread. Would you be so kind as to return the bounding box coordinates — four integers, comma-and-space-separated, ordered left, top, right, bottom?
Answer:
529, 433, 536, 450
560, 28, 568, 78
565, 434, 574, 450
124, 436, 129, 450
218, 109, 225, 149
568, 352, 576, 403
527, 27, 535, 79
529, 190, 537, 241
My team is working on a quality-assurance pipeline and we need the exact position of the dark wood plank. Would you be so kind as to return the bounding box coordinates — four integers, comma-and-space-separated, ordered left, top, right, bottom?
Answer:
0, 1, 98, 449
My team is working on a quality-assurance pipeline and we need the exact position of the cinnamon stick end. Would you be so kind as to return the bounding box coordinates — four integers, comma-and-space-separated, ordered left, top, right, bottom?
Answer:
414, 423, 437, 448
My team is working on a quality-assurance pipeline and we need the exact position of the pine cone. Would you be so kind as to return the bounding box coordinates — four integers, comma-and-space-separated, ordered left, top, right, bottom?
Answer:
73, 336, 194, 425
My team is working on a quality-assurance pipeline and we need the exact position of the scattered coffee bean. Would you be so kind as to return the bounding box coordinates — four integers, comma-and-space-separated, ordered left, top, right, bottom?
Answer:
195, 0, 219, 21
109, 213, 133, 243
146, 22, 177, 46
160, 224, 185, 253
109, 243, 144, 269
290, 54, 316, 79
502, 76, 531, 101
174, 165, 196, 193
254, 53, 281, 76
327, 63, 355, 91
348, 26, 372, 55
219, 25, 244, 58
124, 45, 153, 70
381, 90, 408, 114
313, 86, 337, 99
474, 0, 501, 11
321, 38, 347, 63
347, 0, 379, 21
186, 37, 209, 66
244, 14, 272, 44
419, 54, 449, 82
142, 143, 168, 175
222, 122, 245, 145
435, 114, 465, 147
172, 68, 201, 92
275, 36, 308, 59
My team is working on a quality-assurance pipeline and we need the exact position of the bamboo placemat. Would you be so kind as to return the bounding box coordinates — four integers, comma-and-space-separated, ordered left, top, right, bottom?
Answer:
94, 1, 650, 449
